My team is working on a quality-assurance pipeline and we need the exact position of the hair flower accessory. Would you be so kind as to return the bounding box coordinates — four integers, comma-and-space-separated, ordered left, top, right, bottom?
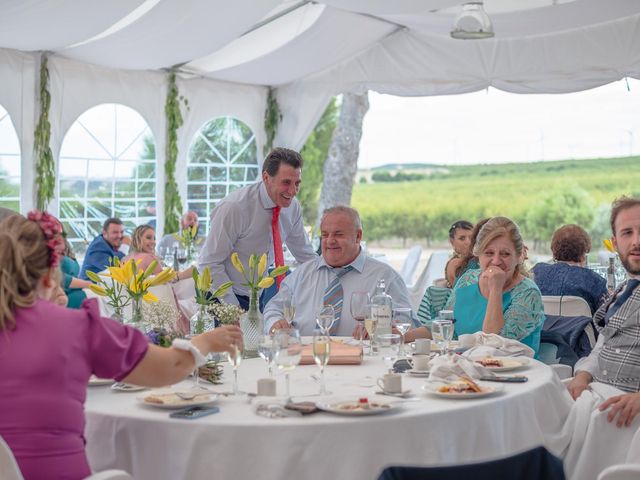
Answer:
27, 210, 64, 268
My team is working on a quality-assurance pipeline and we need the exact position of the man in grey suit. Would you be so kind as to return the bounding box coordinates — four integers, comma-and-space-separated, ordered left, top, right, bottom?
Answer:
568, 196, 640, 427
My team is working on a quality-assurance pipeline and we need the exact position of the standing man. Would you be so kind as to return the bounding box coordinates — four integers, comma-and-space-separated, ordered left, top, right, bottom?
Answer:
80, 217, 126, 280
567, 196, 640, 427
199, 147, 316, 309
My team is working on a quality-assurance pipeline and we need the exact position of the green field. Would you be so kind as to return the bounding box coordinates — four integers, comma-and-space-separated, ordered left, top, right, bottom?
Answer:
351, 156, 640, 247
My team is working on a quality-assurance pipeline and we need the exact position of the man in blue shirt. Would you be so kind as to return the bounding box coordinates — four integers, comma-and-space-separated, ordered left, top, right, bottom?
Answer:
80, 217, 126, 280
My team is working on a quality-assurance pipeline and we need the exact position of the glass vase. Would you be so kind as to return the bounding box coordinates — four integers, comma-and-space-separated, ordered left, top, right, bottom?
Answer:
190, 304, 216, 335
240, 289, 262, 358
127, 297, 148, 333
111, 305, 125, 324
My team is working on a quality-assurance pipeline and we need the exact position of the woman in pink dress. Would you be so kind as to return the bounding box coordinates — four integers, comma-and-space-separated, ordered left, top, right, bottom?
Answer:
123, 224, 163, 274
0, 212, 243, 480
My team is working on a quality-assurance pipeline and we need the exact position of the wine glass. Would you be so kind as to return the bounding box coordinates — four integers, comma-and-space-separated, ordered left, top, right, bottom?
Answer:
226, 344, 243, 395
316, 305, 336, 334
282, 291, 296, 327
432, 319, 454, 355
312, 331, 332, 395
378, 333, 401, 370
364, 303, 378, 356
350, 291, 370, 347
392, 307, 412, 357
273, 328, 302, 399
176, 247, 188, 268
257, 335, 275, 377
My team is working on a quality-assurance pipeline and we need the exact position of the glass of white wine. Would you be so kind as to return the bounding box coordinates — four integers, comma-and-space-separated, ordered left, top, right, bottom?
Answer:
312, 332, 331, 395
350, 291, 370, 348
316, 305, 335, 335
364, 304, 378, 356
282, 291, 296, 327
226, 344, 243, 395
273, 328, 302, 398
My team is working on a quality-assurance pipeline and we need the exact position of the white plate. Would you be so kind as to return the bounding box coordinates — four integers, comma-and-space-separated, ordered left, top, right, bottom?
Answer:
474, 357, 528, 372
317, 398, 403, 416
406, 369, 430, 377
88, 375, 114, 386
422, 383, 503, 399
111, 382, 147, 392
137, 390, 218, 409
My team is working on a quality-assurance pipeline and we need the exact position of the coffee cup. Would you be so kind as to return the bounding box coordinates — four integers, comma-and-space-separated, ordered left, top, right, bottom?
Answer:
410, 354, 430, 372
414, 338, 431, 355
459, 334, 476, 348
377, 373, 402, 394
257, 378, 276, 396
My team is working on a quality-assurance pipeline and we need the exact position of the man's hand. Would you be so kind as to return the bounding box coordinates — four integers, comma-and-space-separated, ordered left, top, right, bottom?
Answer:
269, 320, 290, 334
567, 371, 593, 400
599, 392, 640, 427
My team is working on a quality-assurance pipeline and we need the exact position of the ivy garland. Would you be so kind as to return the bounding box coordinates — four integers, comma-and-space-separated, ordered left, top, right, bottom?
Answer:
164, 69, 188, 234
263, 87, 282, 156
34, 53, 55, 211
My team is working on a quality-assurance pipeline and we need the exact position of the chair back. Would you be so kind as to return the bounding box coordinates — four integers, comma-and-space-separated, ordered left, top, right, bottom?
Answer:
399, 246, 422, 286
408, 251, 449, 310
542, 295, 592, 317
0, 436, 24, 480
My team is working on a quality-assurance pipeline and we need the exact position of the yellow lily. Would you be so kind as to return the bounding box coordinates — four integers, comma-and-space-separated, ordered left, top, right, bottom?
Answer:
257, 253, 267, 277
603, 238, 615, 253
85, 270, 103, 284
197, 267, 212, 292
257, 277, 274, 289
248, 253, 257, 270
88, 284, 107, 296
148, 268, 176, 286
106, 265, 128, 285
143, 291, 158, 302
231, 252, 245, 273
190, 225, 198, 237
211, 281, 233, 298
269, 265, 289, 278
142, 259, 158, 279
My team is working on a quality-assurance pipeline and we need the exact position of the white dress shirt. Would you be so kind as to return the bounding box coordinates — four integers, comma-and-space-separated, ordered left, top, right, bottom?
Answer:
264, 249, 419, 336
199, 181, 316, 305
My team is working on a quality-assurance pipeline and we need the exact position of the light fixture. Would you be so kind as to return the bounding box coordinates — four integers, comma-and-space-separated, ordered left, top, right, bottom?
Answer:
450, 2, 494, 40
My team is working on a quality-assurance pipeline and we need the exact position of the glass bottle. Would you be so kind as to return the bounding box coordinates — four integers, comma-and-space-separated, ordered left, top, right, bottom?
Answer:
371, 279, 393, 337
607, 257, 616, 293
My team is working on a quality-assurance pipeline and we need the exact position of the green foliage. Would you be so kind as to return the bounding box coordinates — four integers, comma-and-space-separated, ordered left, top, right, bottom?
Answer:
352, 156, 640, 247
263, 87, 282, 156
164, 69, 186, 234
298, 98, 339, 224
34, 54, 55, 210
371, 170, 426, 182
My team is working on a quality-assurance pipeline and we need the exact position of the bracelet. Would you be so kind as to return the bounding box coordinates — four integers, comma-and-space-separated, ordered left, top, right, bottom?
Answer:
172, 338, 207, 367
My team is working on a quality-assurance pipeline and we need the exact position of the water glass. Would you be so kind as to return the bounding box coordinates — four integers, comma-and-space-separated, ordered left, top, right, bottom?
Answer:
392, 307, 412, 357
432, 319, 454, 355
316, 305, 336, 334
312, 332, 331, 395
226, 344, 243, 395
273, 328, 302, 398
350, 291, 370, 347
378, 333, 401, 370
257, 335, 276, 377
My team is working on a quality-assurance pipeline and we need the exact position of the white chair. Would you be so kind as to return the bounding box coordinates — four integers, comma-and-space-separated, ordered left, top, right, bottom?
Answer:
0, 436, 23, 480
399, 246, 422, 286
542, 295, 592, 317
408, 251, 450, 310
597, 464, 640, 480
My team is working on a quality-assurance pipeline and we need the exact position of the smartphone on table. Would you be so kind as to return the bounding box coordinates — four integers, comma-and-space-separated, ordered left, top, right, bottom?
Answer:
169, 406, 220, 419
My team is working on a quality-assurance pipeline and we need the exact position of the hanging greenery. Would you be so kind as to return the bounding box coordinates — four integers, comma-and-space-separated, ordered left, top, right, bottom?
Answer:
34, 53, 55, 211
164, 69, 187, 234
263, 87, 282, 156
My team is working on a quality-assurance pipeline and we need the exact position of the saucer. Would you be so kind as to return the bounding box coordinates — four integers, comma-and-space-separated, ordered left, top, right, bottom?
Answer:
406, 369, 430, 377
375, 389, 413, 398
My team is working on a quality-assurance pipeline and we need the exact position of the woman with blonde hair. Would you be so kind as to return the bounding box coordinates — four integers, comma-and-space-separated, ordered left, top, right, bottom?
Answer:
123, 224, 163, 274
0, 211, 242, 479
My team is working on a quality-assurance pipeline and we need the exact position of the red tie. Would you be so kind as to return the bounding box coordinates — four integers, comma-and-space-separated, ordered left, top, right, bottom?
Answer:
271, 206, 285, 289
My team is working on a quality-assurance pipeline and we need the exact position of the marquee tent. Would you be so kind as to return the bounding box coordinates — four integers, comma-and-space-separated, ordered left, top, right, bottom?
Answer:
1, 0, 640, 232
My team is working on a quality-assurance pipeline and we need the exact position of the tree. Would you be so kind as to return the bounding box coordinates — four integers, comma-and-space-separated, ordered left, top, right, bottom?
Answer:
316, 92, 370, 228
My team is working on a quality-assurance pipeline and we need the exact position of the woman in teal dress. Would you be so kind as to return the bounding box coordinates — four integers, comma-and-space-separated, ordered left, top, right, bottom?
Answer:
60, 233, 91, 308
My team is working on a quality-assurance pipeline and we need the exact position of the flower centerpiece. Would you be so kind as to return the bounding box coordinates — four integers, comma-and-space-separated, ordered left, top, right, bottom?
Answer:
86, 258, 130, 320
175, 224, 201, 263
191, 266, 233, 335
231, 252, 288, 357
144, 300, 181, 347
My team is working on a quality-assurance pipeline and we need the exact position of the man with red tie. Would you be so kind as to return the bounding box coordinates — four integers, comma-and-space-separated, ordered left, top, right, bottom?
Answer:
199, 147, 317, 310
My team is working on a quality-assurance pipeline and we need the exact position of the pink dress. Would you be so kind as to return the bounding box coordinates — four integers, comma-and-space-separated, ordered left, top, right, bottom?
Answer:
122, 252, 163, 274
0, 298, 148, 479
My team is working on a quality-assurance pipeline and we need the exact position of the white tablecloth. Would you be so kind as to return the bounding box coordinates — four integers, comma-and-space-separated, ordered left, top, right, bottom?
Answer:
85, 352, 572, 480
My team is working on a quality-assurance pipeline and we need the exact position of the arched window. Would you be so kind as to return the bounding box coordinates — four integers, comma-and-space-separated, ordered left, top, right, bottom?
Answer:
186, 116, 258, 232
58, 103, 156, 256
0, 105, 21, 211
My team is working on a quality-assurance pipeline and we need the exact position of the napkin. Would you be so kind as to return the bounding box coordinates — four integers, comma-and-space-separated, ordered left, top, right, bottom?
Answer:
427, 354, 493, 383
300, 341, 363, 365
460, 332, 535, 359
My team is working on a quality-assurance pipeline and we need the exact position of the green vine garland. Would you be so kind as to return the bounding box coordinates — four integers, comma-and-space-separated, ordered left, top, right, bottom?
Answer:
263, 87, 282, 156
34, 53, 55, 211
164, 69, 187, 234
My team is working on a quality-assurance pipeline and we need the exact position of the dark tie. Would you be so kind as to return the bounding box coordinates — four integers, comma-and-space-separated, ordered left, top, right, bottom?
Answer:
271, 207, 285, 289
323, 266, 353, 333
604, 279, 640, 324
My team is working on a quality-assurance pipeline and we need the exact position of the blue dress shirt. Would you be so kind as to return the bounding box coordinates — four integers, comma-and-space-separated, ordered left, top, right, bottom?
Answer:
79, 235, 125, 280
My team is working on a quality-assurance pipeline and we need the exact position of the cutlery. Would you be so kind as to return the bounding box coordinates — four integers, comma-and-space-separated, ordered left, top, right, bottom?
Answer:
175, 391, 214, 400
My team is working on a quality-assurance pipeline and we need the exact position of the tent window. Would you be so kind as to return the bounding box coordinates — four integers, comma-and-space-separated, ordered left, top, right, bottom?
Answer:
0, 105, 21, 212
57, 103, 157, 257
186, 116, 258, 232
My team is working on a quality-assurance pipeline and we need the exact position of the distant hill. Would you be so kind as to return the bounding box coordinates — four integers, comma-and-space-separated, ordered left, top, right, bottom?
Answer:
366, 163, 443, 171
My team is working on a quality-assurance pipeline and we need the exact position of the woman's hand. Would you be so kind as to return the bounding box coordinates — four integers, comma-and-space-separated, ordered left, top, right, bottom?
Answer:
481, 267, 507, 294
198, 325, 243, 355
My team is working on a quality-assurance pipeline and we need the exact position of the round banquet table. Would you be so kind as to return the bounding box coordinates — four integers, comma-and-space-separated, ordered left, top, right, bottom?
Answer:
84, 349, 572, 480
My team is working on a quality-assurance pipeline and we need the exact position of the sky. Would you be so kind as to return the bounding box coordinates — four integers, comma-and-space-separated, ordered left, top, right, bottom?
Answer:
358, 78, 640, 169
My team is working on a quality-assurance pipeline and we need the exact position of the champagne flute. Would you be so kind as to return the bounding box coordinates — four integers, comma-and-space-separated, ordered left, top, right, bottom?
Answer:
226, 344, 243, 395
316, 305, 335, 334
392, 307, 412, 357
364, 304, 378, 356
350, 291, 370, 348
282, 291, 296, 327
273, 328, 302, 399
312, 332, 331, 395
257, 335, 275, 377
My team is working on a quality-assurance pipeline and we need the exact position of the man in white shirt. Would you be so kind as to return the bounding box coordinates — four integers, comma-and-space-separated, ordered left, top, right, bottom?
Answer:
264, 206, 417, 336
157, 211, 201, 255
567, 196, 640, 427
199, 147, 316, 309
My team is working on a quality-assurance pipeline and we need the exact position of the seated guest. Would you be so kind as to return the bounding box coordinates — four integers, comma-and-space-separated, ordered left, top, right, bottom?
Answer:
157, 211, 201, 255
80, 217, 126, 280
264, 206, 418, 336
408, 217, 545, 354
532, 224, 607, 314
60, 229, 91, 308
0, 211, 243, 479
124, 225, 163, 274
444, 220, 473, 287
567, 197, 640, 427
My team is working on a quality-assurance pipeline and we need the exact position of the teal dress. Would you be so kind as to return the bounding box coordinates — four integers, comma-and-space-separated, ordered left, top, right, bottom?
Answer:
61, 255, 87, 309
446, 269, 545, 356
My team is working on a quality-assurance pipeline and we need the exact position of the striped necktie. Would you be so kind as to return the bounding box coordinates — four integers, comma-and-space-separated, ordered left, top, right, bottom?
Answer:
323, 266, 353, 333
604, 279, 640, 325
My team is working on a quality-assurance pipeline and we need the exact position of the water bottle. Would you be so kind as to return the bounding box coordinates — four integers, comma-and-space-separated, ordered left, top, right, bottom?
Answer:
607, 257, 616, 293
371, 279, 393, 337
